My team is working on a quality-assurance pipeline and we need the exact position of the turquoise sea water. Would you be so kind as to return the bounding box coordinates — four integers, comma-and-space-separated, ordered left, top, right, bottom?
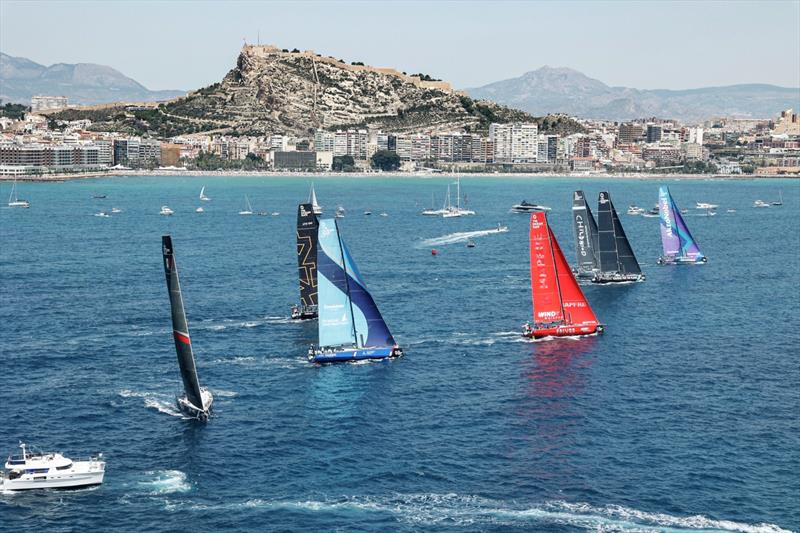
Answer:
1, 175, 798, 532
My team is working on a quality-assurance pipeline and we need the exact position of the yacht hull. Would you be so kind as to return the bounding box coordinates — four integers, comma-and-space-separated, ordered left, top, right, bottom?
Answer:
311, 346, 401, 364
523, 324, 603, 339
592, 273, 645, 284
658, 256, 707, 265
177, 389, 213, 421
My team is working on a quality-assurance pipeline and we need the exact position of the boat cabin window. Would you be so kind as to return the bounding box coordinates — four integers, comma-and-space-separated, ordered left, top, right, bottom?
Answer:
25, 468, 50, 474
56, 463, 73, 470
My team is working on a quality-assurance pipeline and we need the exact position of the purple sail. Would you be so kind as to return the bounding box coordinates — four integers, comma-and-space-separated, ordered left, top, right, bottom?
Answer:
658, 186, 705, 263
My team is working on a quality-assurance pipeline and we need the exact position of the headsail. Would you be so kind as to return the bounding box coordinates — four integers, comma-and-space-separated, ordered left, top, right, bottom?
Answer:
162, 235, 205, 411
316, 219, 395, 349
571, 190, 599, 274
296, 203, 319, 309
597, 191, 641, 275
659, 186, 704, 261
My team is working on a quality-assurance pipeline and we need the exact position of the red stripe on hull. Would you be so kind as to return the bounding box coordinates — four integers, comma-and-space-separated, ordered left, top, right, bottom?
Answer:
523, 323, 602, 339
173, 331, 191, 345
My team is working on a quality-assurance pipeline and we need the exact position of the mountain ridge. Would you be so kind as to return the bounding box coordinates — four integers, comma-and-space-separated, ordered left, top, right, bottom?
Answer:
0, 52, 185, 105
466, 66, 800, 122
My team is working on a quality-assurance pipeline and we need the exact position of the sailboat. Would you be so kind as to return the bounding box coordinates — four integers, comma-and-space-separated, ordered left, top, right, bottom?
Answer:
199, 186, 211, 201
442, 177, 475, 217
292, 203, 319, 320
593, 191, 645, 283
657, 186, 707, 265
161, 235, 213, 421
421, 192, 445, 216
7, 179, 30, 208
772, 191, 783, 206
239, 195, 253, 215
523, 212, 603, 339
309, 218, 402, 363
571, 190, 600, 279
308, 184, 323, 215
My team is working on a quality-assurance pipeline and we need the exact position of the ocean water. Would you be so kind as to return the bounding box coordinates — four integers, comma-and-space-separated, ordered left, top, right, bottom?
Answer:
1, 175, 798, 532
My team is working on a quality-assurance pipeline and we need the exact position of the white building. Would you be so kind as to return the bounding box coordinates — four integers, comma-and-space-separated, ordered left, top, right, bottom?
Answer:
489, 123, 538, 163
31, 96, 68, 113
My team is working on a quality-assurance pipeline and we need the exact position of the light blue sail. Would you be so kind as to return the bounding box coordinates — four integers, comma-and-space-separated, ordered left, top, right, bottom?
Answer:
317, 219, 356, 348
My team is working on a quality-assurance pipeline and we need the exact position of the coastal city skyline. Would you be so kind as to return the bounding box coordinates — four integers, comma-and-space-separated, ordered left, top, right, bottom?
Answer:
1, 0, 799, 92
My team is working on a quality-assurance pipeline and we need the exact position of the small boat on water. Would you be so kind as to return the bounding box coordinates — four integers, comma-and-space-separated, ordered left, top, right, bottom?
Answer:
7, 179, 30, 208
271, 212, 280, 216
195, 207, 204, 213
466, 240, 476, 248
335, 206, 346, 218
199, 186, 211, 202
380, 212, 388, 217
309, 218, 402, 363
593, 191, 645, 283
511, 200, 551, 213
571, 190, 600, 280
627, 205, 645, 215
92, 194, 107, 199
94, 211, 111, 218
308, 184, 322, 215
0, 443, 105, 491
695, 202, 719, 209
753, 200, 770, 208
727, 209, 737, 213
657, 186, 707, 265
162, 235, 213, 421
160, 206, 174, 216
239, 195, 254, 215
364, 210, 372, 216
111, 207, 122, 214
292, 203, 319, 321
772, 191, 783, 206
442, 178, 476, 217
523, 212, 603, 339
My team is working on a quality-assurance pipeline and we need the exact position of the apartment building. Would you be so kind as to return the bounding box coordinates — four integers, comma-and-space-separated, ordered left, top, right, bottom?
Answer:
489, 123, 538, 163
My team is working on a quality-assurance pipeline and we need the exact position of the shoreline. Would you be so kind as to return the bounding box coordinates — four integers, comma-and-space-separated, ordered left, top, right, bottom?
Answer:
1, 168, 797, 182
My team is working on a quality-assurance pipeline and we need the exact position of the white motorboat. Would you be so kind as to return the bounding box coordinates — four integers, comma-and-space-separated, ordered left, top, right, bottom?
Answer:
7, 179, 30, 208
511, 200, 551, 213
199, 186, 211, 202
364, 210, 372, 216
111, 207, 123, 214
335, 206, 346, 218
160, 206, 174, 216
380, 212, 388, 217
753, 200, 770, 208
271, 212, 280, 216
627, 205, 645, 215
695, 202, 719, 209
94, 211, 111, 218
0, 443, 105, 491
239, 195, 254, 215
196, 207, 204, 213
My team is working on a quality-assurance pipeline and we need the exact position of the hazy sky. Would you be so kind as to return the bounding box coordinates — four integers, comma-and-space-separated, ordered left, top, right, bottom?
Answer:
2, 0, 799, 91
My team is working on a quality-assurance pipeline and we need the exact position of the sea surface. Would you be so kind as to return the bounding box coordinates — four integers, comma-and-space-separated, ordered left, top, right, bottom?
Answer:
1, 175, 798, 532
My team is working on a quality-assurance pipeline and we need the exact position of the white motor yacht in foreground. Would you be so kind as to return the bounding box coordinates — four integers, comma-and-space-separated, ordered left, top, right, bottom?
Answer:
511, 200, 551, 213
1, 443, 105, 490
160, 206, 174, 216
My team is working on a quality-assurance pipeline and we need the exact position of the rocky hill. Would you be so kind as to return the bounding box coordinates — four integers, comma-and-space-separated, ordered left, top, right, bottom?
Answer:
0, 53, 185, 105
158, 45, 577, 136
468, 66, 800, 122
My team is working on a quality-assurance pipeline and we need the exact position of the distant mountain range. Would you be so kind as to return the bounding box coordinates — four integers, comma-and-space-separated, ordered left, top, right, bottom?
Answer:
0, 53, 185, 106
466, 66, 800, 122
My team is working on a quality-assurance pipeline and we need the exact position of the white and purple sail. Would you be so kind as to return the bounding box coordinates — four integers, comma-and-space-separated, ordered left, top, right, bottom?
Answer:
658, 186, 707, 265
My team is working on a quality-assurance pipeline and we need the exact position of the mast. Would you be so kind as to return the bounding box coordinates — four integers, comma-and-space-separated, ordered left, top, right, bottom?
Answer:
334, 219, 358, 347
162, 235, 205, 411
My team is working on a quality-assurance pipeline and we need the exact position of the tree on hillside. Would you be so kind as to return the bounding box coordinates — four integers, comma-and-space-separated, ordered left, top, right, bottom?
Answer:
370, 150, 400, 171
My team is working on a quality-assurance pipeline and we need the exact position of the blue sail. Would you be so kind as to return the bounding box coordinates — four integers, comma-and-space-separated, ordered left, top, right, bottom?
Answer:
316, 218, 395, 350
316, 219, 356, 348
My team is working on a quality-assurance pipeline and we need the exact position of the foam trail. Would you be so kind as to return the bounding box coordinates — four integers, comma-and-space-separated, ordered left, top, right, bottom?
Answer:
140, 470, 191, 494
119, 390, 184, 418
420, 227, 509, 247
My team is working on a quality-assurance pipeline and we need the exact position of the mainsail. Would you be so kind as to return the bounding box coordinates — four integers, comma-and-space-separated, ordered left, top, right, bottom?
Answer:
296, 203, 319, 309
162, 235, 205, 411
316, 219, 395, 349
659, 186, 705, 261
597, 191, 642, 276
530, 212, 598, 326
571, 190, 599, 274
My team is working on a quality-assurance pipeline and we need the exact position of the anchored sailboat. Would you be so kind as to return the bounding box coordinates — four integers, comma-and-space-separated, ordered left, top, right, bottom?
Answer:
523, 212, 603, 339
594, 191, 644, 283
162, 236, 213, 421
657, 186, 707, 265
571, 190, 599, 279
442, 177, 475, 217
309, 219, 402, 363
199, 186, 210, 201
239, 195, 254, 215
292, 203, 319, 320
309, 184, 323, 215
7, 178, 30, 208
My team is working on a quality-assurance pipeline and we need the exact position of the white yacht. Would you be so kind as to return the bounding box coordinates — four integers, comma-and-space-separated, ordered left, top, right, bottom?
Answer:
195, 207, 204, 213
335, 206, 346, 218
442, 178, 476, 217
511, 200, 551, 213
753, 200, 770, 208
111, 207, 123, 214
160, 206, 174, 216
94, 211, 111, 218
7, 179, 30, 208
627, 205, 646, 215
1, 443, 105, 490
695, 202, 719, 209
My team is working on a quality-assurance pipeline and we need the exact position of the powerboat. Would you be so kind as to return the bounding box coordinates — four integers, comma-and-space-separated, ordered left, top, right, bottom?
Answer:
94, 211, 111, 218
1, 443, 105, 490
753, 200, 770, 208
695, 202, 719, 209
627, 205, 645, 215
196, 207, 204, 213
380, 212, 388, 217
111, 207, 123, 214
335, 206, 346, 218
511, 200, 551, 213
160, 206, 174, 216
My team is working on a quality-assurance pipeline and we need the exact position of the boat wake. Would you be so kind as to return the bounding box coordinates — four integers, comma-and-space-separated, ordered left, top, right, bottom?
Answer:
118, 390, 184, 418
160, 493, 791, 532
419, 227, 509, 247
139, 470, 191, 495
